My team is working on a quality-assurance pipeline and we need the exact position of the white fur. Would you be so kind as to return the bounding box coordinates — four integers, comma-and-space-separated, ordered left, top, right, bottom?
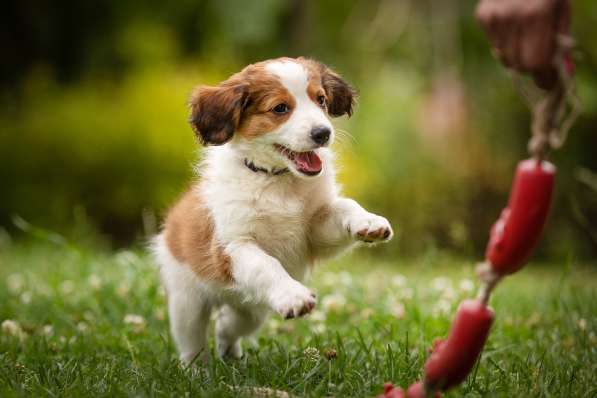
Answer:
153, 234, 214, 363
153, 60, 393, 363
266, 60, 333, 153
231, 60, 334, 178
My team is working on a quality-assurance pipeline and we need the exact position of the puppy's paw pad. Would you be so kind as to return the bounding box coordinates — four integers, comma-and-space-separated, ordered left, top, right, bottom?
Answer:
350, 214, 393, 243
271, 282, 316, 319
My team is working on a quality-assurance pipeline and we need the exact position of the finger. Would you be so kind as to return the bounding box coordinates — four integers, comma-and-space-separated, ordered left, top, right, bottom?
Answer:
528, 0, 566, 87
556, 0, 570, 34
476, 1, 503, 47
475, 0, 494, 29
533, 68, 558, 90
481, 6, 512, 65
498, 11, 520, 69
519, 13, 555, 72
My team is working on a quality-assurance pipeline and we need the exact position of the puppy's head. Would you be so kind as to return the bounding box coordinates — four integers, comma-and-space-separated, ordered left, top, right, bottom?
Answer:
189, 57, 356, 178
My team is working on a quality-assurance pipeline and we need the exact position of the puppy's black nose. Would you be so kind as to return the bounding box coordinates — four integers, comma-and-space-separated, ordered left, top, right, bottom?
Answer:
310, 126, 331, 146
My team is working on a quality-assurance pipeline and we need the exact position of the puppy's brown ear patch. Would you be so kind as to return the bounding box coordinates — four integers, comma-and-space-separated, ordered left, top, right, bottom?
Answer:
320, 66, 357, 118
189, 83, 249, 145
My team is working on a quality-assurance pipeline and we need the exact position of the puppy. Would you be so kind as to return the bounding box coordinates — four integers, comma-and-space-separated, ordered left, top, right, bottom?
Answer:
152, 57, 393, 363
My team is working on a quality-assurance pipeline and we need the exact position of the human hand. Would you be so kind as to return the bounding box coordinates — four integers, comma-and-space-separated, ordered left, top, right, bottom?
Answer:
476, 0, 570, 89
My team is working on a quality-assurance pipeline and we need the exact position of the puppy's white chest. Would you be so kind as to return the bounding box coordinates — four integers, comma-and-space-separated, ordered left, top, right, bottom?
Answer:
247, 185, 314, 277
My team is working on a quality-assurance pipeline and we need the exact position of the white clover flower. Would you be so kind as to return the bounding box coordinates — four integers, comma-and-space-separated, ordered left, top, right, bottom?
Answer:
313, 323, 327, 334
124, 314, 146, 326
577, 318, 587, 331
60, 280, 75, 295
390, 302, 406, 319
42, 325, 54, 337
431, 277, 452, 292
310, 310, 326, 323
267, 318, 280, 331
124, 314, 146, 333
88, 274, 102, 290
441, 286, 457, 301
459, 279, 475, 293
20, 291, 33, 304
1, 319, 24, 337
76, 322, 88, 333
7, 274, 24, 294
391, 274, 407, 288
322, 293, 347, 313
432, 299, 453, 317
303, 346, 320, 361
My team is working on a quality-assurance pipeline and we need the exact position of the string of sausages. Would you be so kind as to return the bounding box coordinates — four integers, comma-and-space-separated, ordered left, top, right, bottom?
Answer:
378, 36, 579, 398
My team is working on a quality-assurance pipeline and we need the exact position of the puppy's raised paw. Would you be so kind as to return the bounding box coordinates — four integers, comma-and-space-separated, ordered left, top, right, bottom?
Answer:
349, 213, 393, 243
270, 281, 316, 319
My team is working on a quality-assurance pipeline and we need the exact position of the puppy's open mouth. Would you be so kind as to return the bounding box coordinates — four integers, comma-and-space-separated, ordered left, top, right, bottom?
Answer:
274, 144, 322, 176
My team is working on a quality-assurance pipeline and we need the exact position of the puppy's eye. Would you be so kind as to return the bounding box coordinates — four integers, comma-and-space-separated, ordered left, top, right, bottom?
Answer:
272, 103, 290, 114
317, 95, 326, 108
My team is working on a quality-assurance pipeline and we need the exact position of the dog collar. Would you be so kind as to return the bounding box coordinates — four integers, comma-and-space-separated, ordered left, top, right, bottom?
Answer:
244, 159, 289, 176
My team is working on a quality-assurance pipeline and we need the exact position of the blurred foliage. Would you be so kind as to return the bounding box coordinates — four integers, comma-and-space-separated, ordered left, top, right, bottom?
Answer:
1, 0, 596, 259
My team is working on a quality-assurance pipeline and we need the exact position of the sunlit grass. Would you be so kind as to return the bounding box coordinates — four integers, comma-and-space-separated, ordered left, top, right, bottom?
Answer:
1, 242, 595, 397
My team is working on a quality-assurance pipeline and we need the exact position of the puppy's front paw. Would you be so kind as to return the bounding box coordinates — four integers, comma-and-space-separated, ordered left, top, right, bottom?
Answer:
348, 213, 393, 243
216, 338, 242, 360
270, 281, 316, 319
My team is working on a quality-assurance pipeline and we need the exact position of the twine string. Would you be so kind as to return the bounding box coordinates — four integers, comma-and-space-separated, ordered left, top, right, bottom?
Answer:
527, 34, 580, 160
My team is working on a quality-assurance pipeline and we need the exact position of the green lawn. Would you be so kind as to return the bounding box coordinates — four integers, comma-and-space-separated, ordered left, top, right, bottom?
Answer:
1, 242, 595, 397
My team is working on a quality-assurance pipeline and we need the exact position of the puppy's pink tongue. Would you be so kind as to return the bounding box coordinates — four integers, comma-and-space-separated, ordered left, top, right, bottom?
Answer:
294, 151, 322, 174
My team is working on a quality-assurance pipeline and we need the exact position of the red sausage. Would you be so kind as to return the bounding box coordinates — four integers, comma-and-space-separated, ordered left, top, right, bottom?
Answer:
424, 300, 494, 391
406, 381, 441, 397
485, 159, 555, 275
377, 383, 405, 398
377, 381, 442, 398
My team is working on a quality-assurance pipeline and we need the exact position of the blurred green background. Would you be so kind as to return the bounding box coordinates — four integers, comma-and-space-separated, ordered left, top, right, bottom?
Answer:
1, 0, 596, 260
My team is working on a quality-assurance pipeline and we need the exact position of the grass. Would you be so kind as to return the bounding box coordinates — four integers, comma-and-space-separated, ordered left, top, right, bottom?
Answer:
0, 241, 595, 397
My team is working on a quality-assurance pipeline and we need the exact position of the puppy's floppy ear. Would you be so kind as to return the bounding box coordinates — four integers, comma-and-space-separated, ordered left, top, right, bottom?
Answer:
319, 64, 357, 118
188, 82, 249, 145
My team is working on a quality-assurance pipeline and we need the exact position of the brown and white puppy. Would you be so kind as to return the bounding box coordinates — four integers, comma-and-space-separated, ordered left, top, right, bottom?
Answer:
152, 57, 393, 363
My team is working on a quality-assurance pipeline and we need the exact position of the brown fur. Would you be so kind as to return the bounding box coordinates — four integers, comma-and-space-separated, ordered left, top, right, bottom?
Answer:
164, 187, 233, 284
188, 57, 356, 146
236, 66, 296, 139
298, 57, 356, 117
189, 82, 249, 145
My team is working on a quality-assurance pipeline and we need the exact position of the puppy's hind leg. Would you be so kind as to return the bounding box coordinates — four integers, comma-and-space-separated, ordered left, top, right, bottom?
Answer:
154, 234, 213, 365
215, 305, 267, 359
168, 290, 212, 365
